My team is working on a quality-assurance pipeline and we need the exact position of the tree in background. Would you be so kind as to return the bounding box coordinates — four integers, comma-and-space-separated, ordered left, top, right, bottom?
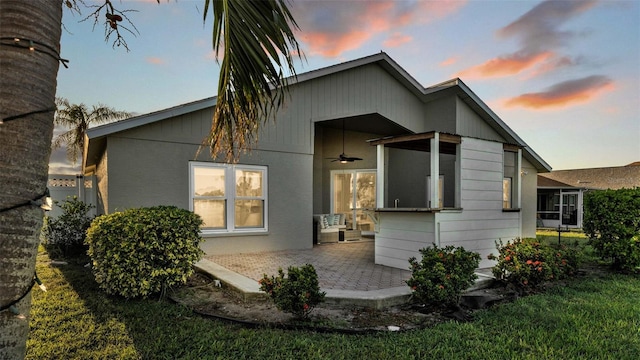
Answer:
0, 0, 301, 357
53, 97, 132, 165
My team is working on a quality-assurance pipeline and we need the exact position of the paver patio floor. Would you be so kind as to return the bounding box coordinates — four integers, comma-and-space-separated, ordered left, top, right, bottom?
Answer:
205, 240, 412, 292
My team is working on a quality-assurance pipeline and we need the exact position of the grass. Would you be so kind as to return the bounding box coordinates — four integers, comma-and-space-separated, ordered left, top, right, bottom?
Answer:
27, 239, 640, 360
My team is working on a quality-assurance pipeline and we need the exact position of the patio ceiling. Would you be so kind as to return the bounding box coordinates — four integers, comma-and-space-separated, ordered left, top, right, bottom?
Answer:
367, 131, 461, 155
317, 113, 411, 137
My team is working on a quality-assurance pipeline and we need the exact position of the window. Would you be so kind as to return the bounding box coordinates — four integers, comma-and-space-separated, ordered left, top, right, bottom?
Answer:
331, 170, 376, 232
503, 147, 520, 209
503, 178, 512, 209
190, 162, 267, 233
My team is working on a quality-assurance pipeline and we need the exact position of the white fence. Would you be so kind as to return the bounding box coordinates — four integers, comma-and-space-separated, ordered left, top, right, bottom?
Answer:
47, 174, 97, 219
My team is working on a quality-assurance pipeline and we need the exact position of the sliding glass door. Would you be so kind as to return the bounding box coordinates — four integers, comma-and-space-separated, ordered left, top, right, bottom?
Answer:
331, 170, 376, 234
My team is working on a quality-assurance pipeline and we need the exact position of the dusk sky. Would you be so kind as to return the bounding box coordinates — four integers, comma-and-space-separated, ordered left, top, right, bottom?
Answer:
52, 0, 640, 174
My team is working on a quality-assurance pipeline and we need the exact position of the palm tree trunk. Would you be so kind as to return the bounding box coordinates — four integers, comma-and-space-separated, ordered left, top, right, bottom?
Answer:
0, 0, 62, 358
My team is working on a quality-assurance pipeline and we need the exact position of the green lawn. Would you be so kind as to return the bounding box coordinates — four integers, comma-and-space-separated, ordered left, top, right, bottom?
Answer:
27, 243, 640, 360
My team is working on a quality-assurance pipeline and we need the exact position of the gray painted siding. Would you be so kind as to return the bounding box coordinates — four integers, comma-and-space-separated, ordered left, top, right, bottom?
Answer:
456, 97, 505, 142
423, 96, 456, 134
375, 212, 436, 270
306, 64, 424, 131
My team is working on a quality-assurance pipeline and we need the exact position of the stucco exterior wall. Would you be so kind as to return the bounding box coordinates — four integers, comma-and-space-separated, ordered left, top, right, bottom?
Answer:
105, 132, 313, 254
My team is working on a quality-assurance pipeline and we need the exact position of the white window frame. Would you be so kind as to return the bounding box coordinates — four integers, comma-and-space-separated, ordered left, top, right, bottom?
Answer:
189, 162, 268, 234
502, 147, 521, 210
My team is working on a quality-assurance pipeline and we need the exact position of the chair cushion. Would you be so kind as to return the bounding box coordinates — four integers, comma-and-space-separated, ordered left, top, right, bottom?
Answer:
322, 215, 330, 229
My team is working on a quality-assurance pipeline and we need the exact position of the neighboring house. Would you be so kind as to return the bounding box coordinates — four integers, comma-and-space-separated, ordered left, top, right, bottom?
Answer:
83, 52, 551, 270
537, 162, 640, 229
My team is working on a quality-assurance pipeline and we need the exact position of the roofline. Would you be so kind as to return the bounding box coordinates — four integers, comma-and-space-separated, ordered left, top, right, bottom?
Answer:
86, 96, 217, 139
84, 52, 552, 172
288, 51, 425, 98
423, 78, 552, 172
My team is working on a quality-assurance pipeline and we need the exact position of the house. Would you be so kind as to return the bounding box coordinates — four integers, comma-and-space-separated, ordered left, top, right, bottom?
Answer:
537, 163, 640, 229
83, 52, 551, 270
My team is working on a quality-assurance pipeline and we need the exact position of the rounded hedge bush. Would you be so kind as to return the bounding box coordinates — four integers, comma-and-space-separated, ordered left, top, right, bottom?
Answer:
406, 245, 480, 307
86, 206, 204, 299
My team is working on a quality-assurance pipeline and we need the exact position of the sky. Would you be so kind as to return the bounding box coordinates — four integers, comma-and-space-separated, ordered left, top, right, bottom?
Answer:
52, 0, 640, 174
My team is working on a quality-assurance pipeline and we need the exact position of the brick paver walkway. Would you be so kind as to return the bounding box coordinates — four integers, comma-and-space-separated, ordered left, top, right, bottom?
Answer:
206, 241, 412, 291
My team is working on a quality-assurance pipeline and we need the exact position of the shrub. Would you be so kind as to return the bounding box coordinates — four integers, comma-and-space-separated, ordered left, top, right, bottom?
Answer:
86, 206, 204, 299
41, 196, 95, 256
488, 238, 579, 291
406, 245, 481, 307
583, 188, 640, 272
259, 264, 326, 319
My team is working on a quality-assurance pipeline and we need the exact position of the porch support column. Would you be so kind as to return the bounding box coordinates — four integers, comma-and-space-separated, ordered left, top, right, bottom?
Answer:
430, 132, 440, 208
376, 144, 385, 208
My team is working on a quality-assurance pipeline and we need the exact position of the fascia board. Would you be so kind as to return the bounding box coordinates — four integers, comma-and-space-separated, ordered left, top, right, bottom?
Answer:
86, 97, 217, 140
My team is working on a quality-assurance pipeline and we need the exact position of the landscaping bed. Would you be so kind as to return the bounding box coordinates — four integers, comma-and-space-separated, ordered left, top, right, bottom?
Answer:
170, 271, 518, 333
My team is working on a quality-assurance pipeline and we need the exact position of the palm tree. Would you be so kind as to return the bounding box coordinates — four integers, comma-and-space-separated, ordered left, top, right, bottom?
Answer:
53, 97, 132, 166
0, 1, 62, 358
0, 0, 301, 357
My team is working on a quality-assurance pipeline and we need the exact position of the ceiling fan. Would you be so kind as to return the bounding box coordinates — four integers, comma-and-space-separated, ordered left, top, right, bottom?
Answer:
327, 121, 363, 163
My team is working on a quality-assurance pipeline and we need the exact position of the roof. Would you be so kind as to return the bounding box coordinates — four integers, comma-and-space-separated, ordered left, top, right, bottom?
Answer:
84, 52, 551, 173
537, 176, 577, 188
538, 163, 640, 190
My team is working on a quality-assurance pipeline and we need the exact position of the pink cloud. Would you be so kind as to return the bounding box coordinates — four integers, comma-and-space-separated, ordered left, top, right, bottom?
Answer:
440, 57, 458, 67
146, 57, 165, 65
300, 31, 370, 58
291, 0, 466, 58
383, 32, 412, 48
456, 51, 553, 79
458, 0, 598, 80
503, 75, 614, 109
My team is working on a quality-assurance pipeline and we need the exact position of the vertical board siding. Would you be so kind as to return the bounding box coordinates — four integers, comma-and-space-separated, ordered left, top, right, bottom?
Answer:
309, 64, 423, 132
456, 97, 505, 142
423, 96, 456, 134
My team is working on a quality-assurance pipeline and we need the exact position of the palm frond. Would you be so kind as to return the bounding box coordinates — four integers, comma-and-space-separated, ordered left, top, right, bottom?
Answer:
202, 0, 303, 162
53, 97, 132, 166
